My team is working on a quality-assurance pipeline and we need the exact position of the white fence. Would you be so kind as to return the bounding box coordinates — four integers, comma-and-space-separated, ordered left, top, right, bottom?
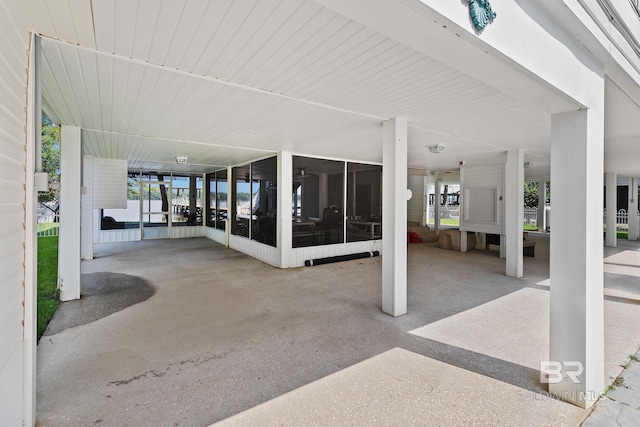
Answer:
524, 207, 538, 227
604, 209, 640, 230
523, 206, 552, 230
427, 206, 460, 219
37, 202, 59, 237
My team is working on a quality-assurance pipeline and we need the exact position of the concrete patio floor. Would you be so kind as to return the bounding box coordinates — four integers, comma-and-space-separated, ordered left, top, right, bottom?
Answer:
36, 233, 640, 426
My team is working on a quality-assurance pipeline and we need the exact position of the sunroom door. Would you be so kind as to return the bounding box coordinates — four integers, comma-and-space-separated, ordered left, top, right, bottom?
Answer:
141, 181, 171, 239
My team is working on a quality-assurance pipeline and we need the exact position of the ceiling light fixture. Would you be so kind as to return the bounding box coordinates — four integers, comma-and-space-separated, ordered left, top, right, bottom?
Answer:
176, 156, 188, 164
427, 144, 446, 154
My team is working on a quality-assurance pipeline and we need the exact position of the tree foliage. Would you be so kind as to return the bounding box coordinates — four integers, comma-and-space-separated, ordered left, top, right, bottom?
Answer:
39, 118, 60, 205
524, 181, 551, 208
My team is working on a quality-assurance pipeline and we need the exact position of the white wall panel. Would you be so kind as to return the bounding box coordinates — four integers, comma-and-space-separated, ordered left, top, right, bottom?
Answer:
98, 229, 141, 243
0, 0, 29, 425
93, 158, 127, 209
229, 235, 279, 267
205, 227, 227, 245
171, 226, 206, 239
460, 164, 504, 234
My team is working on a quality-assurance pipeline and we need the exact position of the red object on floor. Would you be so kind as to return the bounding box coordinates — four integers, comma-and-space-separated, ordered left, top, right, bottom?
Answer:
408, 232, 419, 243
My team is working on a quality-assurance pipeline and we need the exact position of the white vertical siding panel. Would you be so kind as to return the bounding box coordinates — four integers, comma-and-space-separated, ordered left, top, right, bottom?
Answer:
171, 227, 205, 239
98, 229, 141, 243
93, 158, 127, 209
205, 227, 227, 245
0, 0, 28, 424
229, 235, 279, 266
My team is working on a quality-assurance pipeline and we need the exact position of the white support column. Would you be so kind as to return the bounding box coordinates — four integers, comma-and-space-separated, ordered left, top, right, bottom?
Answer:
277, 151, 293, 268
538, 181, 547, 232
505, 150, 524, 278
420, 176, 427, 226
81, 155, 94, 260
23, 33, 40, 427
628, 178, 639, 241
382, 118, 408, 317
605, 172, 617, 247
549, 98, 604, 407
226, 166, 233, 247
434, 180, 441, 230
460, 231, 468, 252
426, 174, 434, 226
59, 126, 82, 301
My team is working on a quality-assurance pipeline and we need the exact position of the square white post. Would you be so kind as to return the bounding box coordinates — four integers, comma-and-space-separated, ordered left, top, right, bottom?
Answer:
505, 150, 524, 277
549, 104, 604, 407
605, 172, 617, 247
59, 126, 82, 301
628, 178, 639, 241
425, 174, 431, 225
81, 155, 94, 260
22, 33, 40, 427
434, 180, 441, 230
382, 118, 407, 317
226, 166, 233, 247
537, 181, 547, 231
277, 151, 293, 268
421, 176, 428, 226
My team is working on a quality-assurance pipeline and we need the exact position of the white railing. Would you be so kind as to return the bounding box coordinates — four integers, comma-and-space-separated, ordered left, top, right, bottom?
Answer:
524, 207, 538, 226
37, 202, 59, 237
427, 206, 460, 219
604, 208, 640, 230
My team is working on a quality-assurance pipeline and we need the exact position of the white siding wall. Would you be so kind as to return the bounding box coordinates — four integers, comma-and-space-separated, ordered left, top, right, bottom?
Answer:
205, 226, 227, 245
0, 1, 29, 425
93, 158, 127, 209
407, 175, 425, 224
99, 229, 141, 243
229, 235, 280, 266
171, 226, 205, 238
96, 227, 206, 243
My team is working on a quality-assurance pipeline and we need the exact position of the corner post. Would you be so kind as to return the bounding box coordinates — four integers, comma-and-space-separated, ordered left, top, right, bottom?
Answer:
505, 149, 524, 277
549, 99, 605, 407
382, 118, 408, 316
59, 126, 82, 301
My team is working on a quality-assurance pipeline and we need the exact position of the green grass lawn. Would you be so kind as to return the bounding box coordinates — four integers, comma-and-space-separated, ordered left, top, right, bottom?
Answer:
427, 218, 460, 226
37, 236, 59, 340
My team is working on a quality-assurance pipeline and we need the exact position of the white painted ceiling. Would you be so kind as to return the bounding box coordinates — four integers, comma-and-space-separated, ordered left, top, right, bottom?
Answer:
21, 0, 640, 178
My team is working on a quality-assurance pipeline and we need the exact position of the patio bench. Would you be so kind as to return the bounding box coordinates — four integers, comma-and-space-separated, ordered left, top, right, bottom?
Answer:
523, 240, 536, 257
485, 233, 536, 257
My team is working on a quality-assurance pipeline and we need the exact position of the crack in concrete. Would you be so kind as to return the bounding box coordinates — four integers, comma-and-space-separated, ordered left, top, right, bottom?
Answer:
108, 369, 165, 386
107, 349, 231, 386
175, 350, 230, 367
